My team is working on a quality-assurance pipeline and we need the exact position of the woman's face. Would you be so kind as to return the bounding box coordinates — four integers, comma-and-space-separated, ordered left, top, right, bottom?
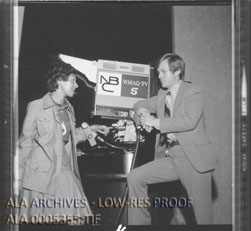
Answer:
57, 74, 78, 98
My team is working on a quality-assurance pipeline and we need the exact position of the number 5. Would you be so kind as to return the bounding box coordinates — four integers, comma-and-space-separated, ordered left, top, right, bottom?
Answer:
131, 87, 138, 95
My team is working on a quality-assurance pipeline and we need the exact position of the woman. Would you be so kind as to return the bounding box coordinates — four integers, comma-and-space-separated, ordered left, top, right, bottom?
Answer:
15, 59, 107, 225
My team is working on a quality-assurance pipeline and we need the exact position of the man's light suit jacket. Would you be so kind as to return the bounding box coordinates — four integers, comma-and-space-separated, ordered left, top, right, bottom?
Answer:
134, 81, 217, 173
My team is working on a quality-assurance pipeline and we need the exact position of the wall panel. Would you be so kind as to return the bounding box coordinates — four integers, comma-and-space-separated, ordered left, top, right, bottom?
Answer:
173, 5, 232, 224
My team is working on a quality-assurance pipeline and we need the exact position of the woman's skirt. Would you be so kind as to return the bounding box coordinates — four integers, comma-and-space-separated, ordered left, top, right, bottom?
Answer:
20, 167, 92, 225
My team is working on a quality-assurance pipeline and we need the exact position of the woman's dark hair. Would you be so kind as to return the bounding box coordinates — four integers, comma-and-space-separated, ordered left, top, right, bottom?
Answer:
45, 58, 77, 92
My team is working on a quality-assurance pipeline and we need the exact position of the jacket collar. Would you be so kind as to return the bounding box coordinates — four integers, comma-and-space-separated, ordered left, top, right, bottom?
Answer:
42, 93, 73, 112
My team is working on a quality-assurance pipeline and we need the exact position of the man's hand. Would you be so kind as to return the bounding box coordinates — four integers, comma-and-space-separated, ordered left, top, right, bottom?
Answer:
142, 125, 153, 133
140, 113, 159, 129
135, 108, 158, 132
136, 108, 150, 117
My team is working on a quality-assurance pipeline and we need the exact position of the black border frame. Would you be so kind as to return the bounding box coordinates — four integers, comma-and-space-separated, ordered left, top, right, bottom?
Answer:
1, 0, 250, 230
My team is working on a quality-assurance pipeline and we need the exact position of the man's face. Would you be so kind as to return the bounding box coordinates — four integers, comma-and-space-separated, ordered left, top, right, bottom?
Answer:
57, 74, 78, 97
157, 60, 180, 89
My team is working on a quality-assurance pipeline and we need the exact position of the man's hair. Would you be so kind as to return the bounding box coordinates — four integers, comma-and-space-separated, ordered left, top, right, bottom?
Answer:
45, 58, 77, 92
157, 53, 185, 79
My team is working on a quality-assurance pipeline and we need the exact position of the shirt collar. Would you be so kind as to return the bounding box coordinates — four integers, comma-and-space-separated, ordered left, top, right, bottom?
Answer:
42, 93, 72, 111
168, 80, 182, 97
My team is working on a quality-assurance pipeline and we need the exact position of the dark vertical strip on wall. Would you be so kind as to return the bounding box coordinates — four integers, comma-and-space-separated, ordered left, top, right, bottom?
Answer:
238, 1, 250, 230
0, 2, 12, 230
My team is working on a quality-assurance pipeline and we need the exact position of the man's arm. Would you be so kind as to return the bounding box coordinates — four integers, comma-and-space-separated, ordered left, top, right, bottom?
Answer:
133, 95, 158, 127
160, 91, 204, 133
141, 89, 204, 133
134, 95, 158, 114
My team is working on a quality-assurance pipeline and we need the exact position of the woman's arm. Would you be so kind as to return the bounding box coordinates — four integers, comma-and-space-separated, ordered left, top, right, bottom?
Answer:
75, 124, 109, 144
14, 101, 37, 195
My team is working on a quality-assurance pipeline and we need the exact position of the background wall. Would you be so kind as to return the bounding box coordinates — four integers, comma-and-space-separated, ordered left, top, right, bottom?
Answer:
173, 5, 232, 224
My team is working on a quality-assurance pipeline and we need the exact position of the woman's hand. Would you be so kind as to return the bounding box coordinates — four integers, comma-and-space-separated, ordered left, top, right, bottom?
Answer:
90, 125, 110, 136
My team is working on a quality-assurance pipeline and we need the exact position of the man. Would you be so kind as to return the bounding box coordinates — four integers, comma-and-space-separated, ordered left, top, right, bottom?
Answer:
127, 53, 217, 225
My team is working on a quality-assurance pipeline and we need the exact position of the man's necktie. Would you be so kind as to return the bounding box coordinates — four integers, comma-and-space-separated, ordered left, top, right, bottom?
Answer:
164, 90, 172, 117
161, 90, 172, 146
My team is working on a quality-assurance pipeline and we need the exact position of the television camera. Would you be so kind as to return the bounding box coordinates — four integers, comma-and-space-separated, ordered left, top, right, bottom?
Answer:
59, 54, 151, 172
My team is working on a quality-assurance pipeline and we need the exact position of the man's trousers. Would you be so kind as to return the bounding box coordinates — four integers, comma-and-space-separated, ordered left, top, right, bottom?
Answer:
127, 145, 213, 225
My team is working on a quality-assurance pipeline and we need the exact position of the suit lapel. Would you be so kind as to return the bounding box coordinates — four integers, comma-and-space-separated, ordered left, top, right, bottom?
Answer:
173, 81, 186, 115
